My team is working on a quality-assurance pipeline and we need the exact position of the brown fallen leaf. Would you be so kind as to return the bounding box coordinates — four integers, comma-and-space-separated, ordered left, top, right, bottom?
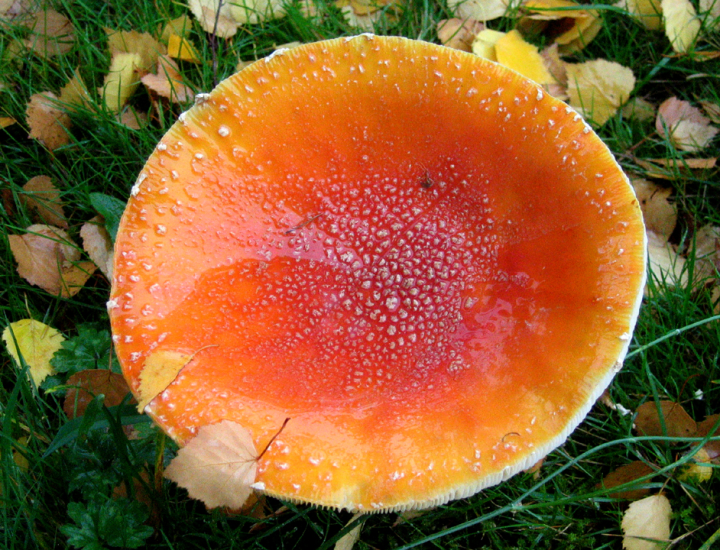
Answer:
24, 9, 74, 59
64, 369, 135, 419
656, 97, 718, 152
566, 59, 636, 126
600, 461, 655, 500
141, 55, 195, 104
8, 224, 96, 297
621, 494, 672, 550
164, 420, 258, 509
80, 216, 114, 279
26, 92, 71, 150
22, 175, 67, 228
634, 400, 697, 438
631, 178, 676, 242
436, 18, 485, 52
117, 107, 149, 130
697, 414, 720, 462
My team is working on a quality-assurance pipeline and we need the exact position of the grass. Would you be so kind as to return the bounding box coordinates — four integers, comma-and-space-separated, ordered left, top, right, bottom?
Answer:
1, 0, 720, 548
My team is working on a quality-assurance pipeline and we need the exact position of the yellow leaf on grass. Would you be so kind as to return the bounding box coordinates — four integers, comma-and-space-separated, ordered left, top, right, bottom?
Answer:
188, 0, 240, 37
80, 216, 114, 279
26, 92, 71, 150
495, 30, 556, 86
621, 494, 672, 550
661, 0, 701, 53
335, 513, 364, 550
105, 28, 166, 74
22, 175, 67, 228
8, 224, 96, 297
678, 447, 713, 483
623, 0, 662, 30
58, 68, 93, 110
656, 97, 718, 152
567, 59, 636, 126
701, 0, 720, 30
24, 9, 75, 59
167, 34, 200, 63
164, 420, 258, 509
101, 53, 141, 112
230, 0, 287, 24
1, 116, 16, 128
2, 319, 64, 386
160, 15, 193, 43
471, 29, 505, 60
622, 97, 656, 122
447, 0, 509, 22
521, 0, 602, 54
138, 350, 193, 411
141, 55, 195, 103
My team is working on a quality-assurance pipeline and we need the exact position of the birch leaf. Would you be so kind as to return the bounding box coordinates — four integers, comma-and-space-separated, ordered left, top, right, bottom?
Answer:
662, 0, 701, 53
2, 319, 65, 386
26, 92, 71, 150
80, 216, 114, 279
621, 494, 672, 550
567, 59, 635, 126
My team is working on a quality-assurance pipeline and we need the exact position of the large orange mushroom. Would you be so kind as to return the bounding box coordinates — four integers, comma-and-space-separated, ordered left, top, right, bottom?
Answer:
110, 35, 646, 512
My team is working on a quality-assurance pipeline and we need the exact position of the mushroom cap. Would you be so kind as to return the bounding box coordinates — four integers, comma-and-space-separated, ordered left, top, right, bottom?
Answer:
110, 35, 646, 512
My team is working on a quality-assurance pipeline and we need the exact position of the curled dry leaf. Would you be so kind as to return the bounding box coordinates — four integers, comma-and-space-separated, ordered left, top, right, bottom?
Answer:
623, 0, 662, 31
2, 319, 64, 386
656, 97, 718, 153
63, 369, 134, 419
520, 0, 602, 54
621, 494, 672, 550
22, 175, 67, 228
188, 0, 240, 37
634, 400, 697, 438
446, 0, 509, 22
26, 92, 71, 150
436, 18, 485, 52
141, 55, 195, 103
8, 224, 96, 297
600, 461, 655, 500
164, 420, 258, 509
661, 0, 701, 53
567, 59, 636, 126
24, 9, 75, 59
137, 350, 193, 411
101, 53, 142, 113
80, 216, 114, 279
631, 178, 676, 243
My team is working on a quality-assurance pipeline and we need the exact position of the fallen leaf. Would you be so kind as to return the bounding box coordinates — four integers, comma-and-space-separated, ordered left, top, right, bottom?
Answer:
622, 97, 656, 122
0, 116, 16, 128
495, 29, 556, 86
621, 494, 672, 550
645, 157, 716, 170
101, 53, 142, 112
471, 28, 505, 60
701, 0, 720, 29
436, 18, 485, 52
160, 14, 193, 43
24, 9, 74, 58
9, 224, 96, 297
335, 512, 364, 550
697, 414, 720, 461
699, 100, 720, 123
446, 0, 509, 21
647, 231, 687, 288
117, 107, 148, 130
63, 369, 134, 419
540, 43, 567, 87
634, 400, 697, 438
105, 28, 166, 74
167, 34, 200, 63
631, 178, 676, 242
520, 0, 602, 54
661, 0, 701, 53
600, 461, 655, 500
623, 0, 662, 31
141, 55, 195, 103
26, 92, 71, 150
80, 216, 114, 279
188, 0, 240, 37
138, 350, 193, 411
58, 68, 93, 110
22, 175, 67, 228
567, 59, 636, 126
656, 97, 718, 152
230, 0, 287, 24
164, 420, 258, 509
338, 0, 399, 30
2, 319, 65, 386
677, 447, 713, 482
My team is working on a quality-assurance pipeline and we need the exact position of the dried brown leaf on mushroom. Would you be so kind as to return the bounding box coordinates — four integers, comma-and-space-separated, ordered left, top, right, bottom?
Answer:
22, 175, 67, 228
23, 9, 75, 59
436, 18, 485, 52
446, 0, 510, 21
64, 370, 135, 419
519, 0, 602, 54
566, 59, 635, 127
164, 420, 259, 509
141, 55, 195, 104
656, 97, 719, 153
26, 92, 71, 150
661, 0, 701, 53
599, 461, 655, 500
9, 224, 97, 297
80, 216, 114, 279
634, 400, 697, 439
621, 494, 672, 550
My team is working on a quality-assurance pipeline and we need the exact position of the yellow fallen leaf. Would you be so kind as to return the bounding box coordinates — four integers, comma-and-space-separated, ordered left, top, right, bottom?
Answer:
167, 34, 200, 63
621, 494, 672, 550
656, 97, 718, 152
678, 447, 713, 483
701, 0, 720, 30
2, 319, 65, 386
138, 350, 193, 411
623, 0, 662, 31
521, 0, 602, 54
471, 28, 505, 61
631, 178, 676, 242
1, 116, 16, 128
447, 0, 509, 21
230, 0, 287, 24
8, 224, 96, 297
188, 0, 240, 37
622, 97, 656, 122
436, 18, 485, 52
335, 513, 364, 550
567, 59, 636, 126
160, 14, 193, 43
141, 55, 195, 103
58, 68, 93, 110
26, 92, 71, 150
101, 53, 141, 112
105, 28, 166, 74
24, 9, 74, 59
338, 0, 400, 30
164, 420, 258, 509
661, 0, 701, 53
80, 216, 113, 279
495, 30, 556, 86
22, 175, 67, 228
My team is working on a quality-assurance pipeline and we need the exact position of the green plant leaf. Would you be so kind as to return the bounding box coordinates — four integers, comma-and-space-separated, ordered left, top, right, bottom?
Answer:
61, 498, 153, 549
89, 193, 125, 242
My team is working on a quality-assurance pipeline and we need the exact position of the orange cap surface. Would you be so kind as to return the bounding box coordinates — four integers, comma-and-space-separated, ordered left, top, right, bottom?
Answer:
110, 35, 646, 512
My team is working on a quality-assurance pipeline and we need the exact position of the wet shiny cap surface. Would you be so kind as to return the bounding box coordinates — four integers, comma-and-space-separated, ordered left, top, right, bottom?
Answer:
110, 35, 646, 512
